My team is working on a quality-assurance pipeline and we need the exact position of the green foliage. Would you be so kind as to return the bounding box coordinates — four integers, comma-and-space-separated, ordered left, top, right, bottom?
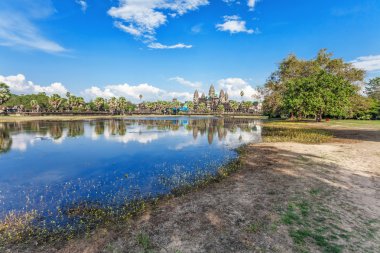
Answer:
93, 97, 105, 111
0, 83, 11, 105
262, 126, 333, 144
4, 93, 50, 110
48, 94, 63, 111
283, 71, 356, 120
217, 104, 225, 114
198, 102, 207, 112
262, 49, 366, 120
366, 77, 380, 101
137, 233, 152, 252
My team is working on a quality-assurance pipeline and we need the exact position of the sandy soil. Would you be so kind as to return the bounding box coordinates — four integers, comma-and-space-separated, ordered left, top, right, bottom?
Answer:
15, 127, 380, 253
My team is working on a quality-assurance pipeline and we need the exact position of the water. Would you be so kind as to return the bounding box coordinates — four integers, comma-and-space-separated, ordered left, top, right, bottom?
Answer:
0, 117, 262, 222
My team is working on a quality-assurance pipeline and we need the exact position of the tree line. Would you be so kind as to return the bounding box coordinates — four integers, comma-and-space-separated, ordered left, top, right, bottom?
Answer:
0, 90, 135, 114
1, 49, 379, 119
260, 49, 380, 121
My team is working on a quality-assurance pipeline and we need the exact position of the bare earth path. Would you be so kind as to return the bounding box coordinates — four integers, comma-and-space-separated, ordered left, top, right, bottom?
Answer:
33, 127, 380, 253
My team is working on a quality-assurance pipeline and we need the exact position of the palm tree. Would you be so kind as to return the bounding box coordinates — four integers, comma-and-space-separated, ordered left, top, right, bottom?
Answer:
198, 103, 207, 113
49, 94, 62, 111
30, 100, 39, 112
217, 104, 225, 114
94, 97, 105, 111
139, 94, 143, 101
240, 90, 245, 101
117, 97, 128, 114
230, 101, 239, 113
0, 83, 11, 106
108, 97, 118, 114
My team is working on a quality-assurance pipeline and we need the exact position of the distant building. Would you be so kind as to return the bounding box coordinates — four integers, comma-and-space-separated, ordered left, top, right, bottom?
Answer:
193, 85, 230, 111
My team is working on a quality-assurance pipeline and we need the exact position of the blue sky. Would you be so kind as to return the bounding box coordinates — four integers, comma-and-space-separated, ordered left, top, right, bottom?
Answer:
0, 0, 380, 102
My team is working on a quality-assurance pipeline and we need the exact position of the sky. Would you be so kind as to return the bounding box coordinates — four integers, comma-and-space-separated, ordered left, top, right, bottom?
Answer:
0, 0, 380, 102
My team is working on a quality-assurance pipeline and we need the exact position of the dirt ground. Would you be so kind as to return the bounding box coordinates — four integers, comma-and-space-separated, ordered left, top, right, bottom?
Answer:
18, 127, 380, 253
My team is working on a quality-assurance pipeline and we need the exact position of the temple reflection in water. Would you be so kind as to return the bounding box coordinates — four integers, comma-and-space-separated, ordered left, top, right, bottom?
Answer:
0, 117, 261, 153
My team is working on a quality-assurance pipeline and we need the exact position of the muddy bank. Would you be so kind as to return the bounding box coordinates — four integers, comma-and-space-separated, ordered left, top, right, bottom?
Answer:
31, 127, 376, 253
7, 126, 380, 253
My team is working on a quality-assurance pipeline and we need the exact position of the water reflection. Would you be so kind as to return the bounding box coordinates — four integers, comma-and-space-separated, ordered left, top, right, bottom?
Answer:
0, 117, 261, 222
0, 117, 261, 153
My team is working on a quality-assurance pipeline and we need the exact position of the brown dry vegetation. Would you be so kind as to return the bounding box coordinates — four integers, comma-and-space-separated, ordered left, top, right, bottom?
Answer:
6, 122, 380, 253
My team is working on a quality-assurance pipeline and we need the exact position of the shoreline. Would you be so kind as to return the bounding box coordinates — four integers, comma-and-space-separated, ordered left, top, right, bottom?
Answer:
0, 114, 267, 123
2, 122, 379, 252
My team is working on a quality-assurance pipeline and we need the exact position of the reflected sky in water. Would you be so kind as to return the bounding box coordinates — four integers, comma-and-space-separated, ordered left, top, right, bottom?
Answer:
0, 117, 261, 217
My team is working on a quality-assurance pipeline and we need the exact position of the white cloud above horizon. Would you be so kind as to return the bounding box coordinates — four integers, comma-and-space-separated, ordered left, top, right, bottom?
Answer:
216, 15, 254, 34
1, 73, 261, 103
0, 74, 68, 96
81, 82, 193, 102
108, 0, 209, 49
170, 77, 202, 88
351, 55, 380, 72
217, 78, 259, 101
0, 0, 66, 53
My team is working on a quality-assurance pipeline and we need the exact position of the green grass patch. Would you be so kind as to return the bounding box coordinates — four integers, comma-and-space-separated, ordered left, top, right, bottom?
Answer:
262, 126, 333, 144
137, 233, 153, 252
281, 199, 344, 253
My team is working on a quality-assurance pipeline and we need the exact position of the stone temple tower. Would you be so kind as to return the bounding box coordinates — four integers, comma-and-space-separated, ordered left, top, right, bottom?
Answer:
225, 92, 229, 102
219, 89, 226, 103
193, 90, 199, 104
209, 84, 216, 98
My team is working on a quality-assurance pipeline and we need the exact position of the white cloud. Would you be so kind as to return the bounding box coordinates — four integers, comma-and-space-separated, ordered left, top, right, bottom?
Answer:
82, 82, 192, 102
248, 0, 259, 10
108, 0, 208, 48
191, 23, 203, 34
170, 77, 202, 88
223, 0, 260, 11
217, 78, 259, 101
148, 42, 192, 49
0, 1, 65, 53
76, 0, 88, 12
351, 55, 380, 72
0, 74, 68, 96
216, 15, 254, 34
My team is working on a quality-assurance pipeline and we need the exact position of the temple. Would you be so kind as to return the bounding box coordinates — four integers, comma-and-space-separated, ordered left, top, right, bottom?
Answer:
193, 85, 230, 111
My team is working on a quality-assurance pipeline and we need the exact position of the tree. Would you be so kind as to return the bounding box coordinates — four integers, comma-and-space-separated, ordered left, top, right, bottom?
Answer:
283, 71, 356, 121
117, 97, 128, 114
108, 97, 118, 114
94, 97, 105, 111
263, 49, 365, 118
229, 101, 239, 112
217, 104, 225, 114
187, 101, 194, 112
0, 83, 11, 105
198, 103, 207, 113
139, 94, 143, 101
240, 90, 245, 101
366, 77, 380, 101
49, 94, 63, 111
348, 94, 379, 120
30, 100, 39, 112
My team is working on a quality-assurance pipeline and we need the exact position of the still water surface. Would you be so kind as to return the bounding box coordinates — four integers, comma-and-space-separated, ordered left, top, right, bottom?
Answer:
0, 117, 261, 220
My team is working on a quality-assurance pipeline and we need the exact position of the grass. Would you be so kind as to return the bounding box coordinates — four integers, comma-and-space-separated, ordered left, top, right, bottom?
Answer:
280, 188, 349, 253
137, 233, 153, 252
265, 118, 380, 130
262, 125, 333, 144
